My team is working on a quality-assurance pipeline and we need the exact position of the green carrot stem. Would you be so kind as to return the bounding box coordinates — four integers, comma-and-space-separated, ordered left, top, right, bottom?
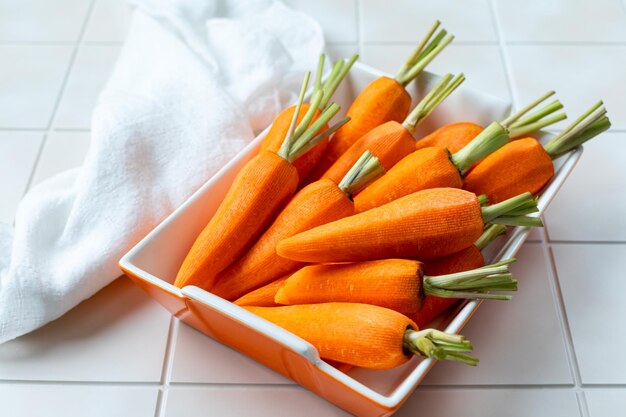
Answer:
278, 72, 310, 159
477, 194, 489, 206
500, 91, 555, 128
395, 25, 454, 87
474, 224, 507, 250
313, 54, 325, 93
403, 329, 478, 366
508, 100, 564, 129
293, 89, 324, 139
543, 101, 611, 159
450, 121, 509, 175
320, 54, 359, 109
402, 73, 465, 133
481, 192, 543, 227
338, 150, 385, 197
508, 113, 568, 139
288, 112, 346, 162
479, 258, 516, 268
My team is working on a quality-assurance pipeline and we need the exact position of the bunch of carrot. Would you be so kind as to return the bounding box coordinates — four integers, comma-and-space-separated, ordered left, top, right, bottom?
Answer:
171, 20, 611, 372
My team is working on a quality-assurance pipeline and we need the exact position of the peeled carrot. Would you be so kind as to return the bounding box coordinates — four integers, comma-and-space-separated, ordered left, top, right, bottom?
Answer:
415, 122, 484, 153
415, 91, 567, 153
320, 73, 465, 184
245, 303, 477, 369
174, 72, 342, 289
234, 277, 288, 307
464, 101, 611, 203
277, 188, 542, 264
410, 224, 507, 327
306, 21, 454, 182
354, 92, 568, 212
275, 257, 516, 313
211, 151, 385, 300
261, 54, 357, 183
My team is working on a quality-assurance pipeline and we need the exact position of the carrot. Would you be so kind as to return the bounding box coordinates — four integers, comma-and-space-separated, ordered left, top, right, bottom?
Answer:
353, 92, 569, 212
320, 72, 465, 184
234, 276, 288, 307
464, 101, 611, 203
277, 188, 542, 263
414, 90, 567, 152
306, 21, 454, 182
211, 151, 385, 300
174, 72, 343, 289
261, 54, 358, 183
245, 303, 477, 369
410, 224, 507, 327
275, 257, 516, 312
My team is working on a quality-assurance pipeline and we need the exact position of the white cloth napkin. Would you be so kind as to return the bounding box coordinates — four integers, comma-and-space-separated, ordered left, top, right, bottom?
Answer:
0, 0, 323, 343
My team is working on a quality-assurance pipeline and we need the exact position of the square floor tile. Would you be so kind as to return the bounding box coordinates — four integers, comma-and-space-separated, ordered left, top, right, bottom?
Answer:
0, 45, 73, 129
284, 0, 357, 43
55, 45, 121, 129
84, 0, 133, 42
494, 0, 626, 42
545, 133, 626, 241
0, 0, 90, 41
396, 388, 581, 417
0, 277, 171, 382
1, 384, 158, 417
586, 389, 626, 417
423, 244, 572, 385
507, 45, 626, 130
165, 386, 349, 417
0, 132, 43, 224
552, 243, 626, 384
170, 321, 291, 384
362, 44, 510, 101
30, 131, 91, 187
360, 0, 497, 43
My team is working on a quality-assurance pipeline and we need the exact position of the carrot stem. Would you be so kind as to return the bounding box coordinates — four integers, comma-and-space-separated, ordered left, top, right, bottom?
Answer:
450, 121, 509, 175
338, 151, 385, 197
509, 100, 564, 129
474, 224, 507, 250
477, 194, 489, 206
289, 111, 345, 162
500, 90, 555, 128
423, 261, 517, 301
314, 54, 325, 94
508, 113, 567, 139
395, 21, 440, 81
278, 72, 310, 159
293, 90, 324, 139
481, 192, 543, 227
543, 101, 611, 159
402, 73, 465, 133
403, 329, 478, 366
320, 54, 359, 109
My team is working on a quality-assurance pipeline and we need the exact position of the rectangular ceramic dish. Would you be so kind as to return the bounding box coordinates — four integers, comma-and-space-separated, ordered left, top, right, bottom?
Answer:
119, 62, 582, 417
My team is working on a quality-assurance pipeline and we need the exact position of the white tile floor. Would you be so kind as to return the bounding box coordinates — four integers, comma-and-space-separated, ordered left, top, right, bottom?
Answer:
1, 1, 626, 416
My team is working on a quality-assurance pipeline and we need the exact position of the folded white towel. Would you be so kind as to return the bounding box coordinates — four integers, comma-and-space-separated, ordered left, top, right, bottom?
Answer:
0, 0, 323, 343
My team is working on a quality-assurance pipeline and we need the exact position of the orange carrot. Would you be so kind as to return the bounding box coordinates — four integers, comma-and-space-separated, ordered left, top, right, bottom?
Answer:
261, 54, 358, 183
464, 101, 611, 203
409, 224, 507, 328
174, 72, 342, 289
278, 188, 541, 264
245, 303, 477, 369
415, 122, 484, 153
275, 258, 516, 312
306, 21, 454, 182
234, 277, 288, 307
211, 151, 385, 300
320, 72, 466, 184
353, 92, 569, 212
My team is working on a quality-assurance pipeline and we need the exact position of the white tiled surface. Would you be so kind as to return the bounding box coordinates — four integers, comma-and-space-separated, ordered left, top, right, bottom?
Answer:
2, 1, 625, 416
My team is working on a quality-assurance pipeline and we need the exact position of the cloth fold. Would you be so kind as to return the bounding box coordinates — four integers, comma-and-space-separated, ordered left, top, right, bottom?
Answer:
0, 0, 323, 343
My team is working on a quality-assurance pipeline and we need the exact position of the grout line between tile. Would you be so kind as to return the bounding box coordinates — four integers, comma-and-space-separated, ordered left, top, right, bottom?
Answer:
362, 40, 499, 46
487, 0, 517, 106
355, 0, 364, 55
541, 228, 590, 417
21, 0, 97, 195
154, 317, 179, 417
0, 380, 159, 386
548, 240, 626, 245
